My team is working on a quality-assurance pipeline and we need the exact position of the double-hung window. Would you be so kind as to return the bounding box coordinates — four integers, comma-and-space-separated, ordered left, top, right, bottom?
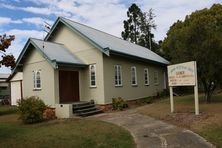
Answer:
154, 71, 159, 85
90, 64, 96, 87
131, 66, 137, 86
144, 68, 149, 85
114, 65, 122, 86
33, 70, 41, 90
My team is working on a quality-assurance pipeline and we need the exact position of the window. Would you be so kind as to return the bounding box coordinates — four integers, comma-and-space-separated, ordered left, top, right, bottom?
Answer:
131, 66, 137, 86
114, 65, 122, 86
144, 68, 149, 85
33, 70, 41, 90
90, 64, 96, 87
154, 71, 159, 85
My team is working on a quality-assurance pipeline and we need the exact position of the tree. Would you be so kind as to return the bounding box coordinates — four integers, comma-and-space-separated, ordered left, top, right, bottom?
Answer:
121, 3, 142, 44
0, 34, 16, 68
162, 4, 222, 103
139, 9, 156, 51
121, 4, 158, 51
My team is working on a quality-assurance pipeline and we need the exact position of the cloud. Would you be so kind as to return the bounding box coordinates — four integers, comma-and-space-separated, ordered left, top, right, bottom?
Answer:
0, 16, 53, 28
0, 17, 22, 25
22, 17, 53, 26
136, 0, 221, 40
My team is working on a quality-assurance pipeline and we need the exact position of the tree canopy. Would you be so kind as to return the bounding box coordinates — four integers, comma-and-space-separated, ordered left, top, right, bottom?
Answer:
0, 34, 16, 68
121, 3, 159, 52
162, 4, 222, 102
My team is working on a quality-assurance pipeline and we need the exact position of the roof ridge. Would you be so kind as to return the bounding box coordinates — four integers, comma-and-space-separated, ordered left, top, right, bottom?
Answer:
30, 38, 64, 46
61, 17, 151, 50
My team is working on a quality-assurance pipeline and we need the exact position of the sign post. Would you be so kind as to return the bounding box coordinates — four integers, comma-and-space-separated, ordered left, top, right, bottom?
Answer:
170, 86, 174, 113
167, 61, 199, 115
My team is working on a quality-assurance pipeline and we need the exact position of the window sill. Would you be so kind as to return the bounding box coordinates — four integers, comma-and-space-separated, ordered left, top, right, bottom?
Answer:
131, 84, 138, 87
115, 85, 123, 87
145, 84, 150, 86
33, 88, 42, 91
90, 86, 97, 88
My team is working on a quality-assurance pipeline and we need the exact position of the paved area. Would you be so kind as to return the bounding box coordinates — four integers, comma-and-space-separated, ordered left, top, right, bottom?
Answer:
92, 109, 213, 148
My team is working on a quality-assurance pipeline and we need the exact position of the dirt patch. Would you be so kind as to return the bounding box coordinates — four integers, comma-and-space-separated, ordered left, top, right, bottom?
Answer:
162, 112, 211, 128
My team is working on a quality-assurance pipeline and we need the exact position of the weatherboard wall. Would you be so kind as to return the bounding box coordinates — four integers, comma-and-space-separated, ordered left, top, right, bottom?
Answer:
23, 47, 56, 106
103, 54, 166, 104
49, 24, 105, 104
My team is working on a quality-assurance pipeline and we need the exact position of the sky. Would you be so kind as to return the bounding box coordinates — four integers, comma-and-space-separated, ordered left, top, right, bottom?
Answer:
0, 0, 221, 73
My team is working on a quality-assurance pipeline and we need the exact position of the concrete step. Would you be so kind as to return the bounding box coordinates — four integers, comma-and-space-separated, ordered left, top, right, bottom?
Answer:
75, 107, 97, 113
73, 104, 95, 112
78, 109, 103, 117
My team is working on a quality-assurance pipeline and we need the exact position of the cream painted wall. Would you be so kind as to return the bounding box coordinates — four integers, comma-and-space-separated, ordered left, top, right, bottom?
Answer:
49, 24, 105, 104
23, 47, 56, 106
10, 72, 23, 106
103, 55, 166, 104
11, 81, 22, 106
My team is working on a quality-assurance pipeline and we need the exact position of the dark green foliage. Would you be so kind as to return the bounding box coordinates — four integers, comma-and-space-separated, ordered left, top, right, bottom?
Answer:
162, 4, 222, 102
121, 3, 160, 52
112, 97, 128, 110
142, 97, 153, 104
17, 96, 46, 124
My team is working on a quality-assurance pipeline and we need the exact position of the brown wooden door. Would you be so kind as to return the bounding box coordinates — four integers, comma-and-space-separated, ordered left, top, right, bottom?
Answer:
59, 70, 80, 103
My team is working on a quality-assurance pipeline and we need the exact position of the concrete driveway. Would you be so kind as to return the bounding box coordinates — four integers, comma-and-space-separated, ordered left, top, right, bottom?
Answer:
92, 109, 213, 148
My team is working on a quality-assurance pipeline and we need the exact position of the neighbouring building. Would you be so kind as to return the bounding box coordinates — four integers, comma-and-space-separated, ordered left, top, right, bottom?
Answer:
13, 17, 169, 117
0, 73, 10, 104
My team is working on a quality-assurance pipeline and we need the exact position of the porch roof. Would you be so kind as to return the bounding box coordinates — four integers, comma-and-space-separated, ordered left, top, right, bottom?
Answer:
30, 38, 86, 66
13, 38, 87, 72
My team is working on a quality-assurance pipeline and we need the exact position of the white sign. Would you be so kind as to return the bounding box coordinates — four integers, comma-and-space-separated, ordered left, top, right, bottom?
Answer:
167, 61, 199, 115
167, 61, 196, 86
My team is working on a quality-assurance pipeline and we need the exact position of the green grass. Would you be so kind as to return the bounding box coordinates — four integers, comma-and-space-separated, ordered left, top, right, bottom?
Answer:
200, 125, 222, 148
0, 105, 18, 116
0, 114, 135, 148
138, 91, 222, 147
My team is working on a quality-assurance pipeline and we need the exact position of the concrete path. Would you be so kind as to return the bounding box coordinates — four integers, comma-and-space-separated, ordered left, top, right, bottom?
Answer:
92, 109, 213, 148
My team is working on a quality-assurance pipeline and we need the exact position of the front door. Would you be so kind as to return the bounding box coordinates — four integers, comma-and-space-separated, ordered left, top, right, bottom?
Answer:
59, 70, 80, 103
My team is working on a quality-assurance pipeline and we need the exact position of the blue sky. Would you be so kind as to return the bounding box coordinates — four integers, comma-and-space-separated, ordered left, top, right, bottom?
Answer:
0, 0, 221, 73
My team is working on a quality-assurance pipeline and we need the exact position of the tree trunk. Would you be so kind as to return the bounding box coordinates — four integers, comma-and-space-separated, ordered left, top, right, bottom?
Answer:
202, 79, 216, 103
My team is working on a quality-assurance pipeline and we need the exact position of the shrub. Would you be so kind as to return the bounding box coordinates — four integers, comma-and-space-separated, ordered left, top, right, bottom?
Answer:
43, 107, 56, 120
17, 96, 46, 124
142, 97, 153, 104
112, 97, 128, 110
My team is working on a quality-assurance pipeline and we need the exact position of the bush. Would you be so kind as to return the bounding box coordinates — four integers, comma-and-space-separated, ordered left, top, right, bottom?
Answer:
142, 97, 153, 104
112, 97, 128, 110
43, 107, 56, 120
17, 96, 46, 124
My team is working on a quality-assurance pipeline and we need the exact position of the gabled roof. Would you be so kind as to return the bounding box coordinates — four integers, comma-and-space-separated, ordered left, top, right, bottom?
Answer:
13, 38, 86, 72
46, 17, 169, 65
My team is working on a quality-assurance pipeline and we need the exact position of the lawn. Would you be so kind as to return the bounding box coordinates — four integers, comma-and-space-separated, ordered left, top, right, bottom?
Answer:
137, 91, 222, 147
0, 105, 17, 115
0, 109, 135, 148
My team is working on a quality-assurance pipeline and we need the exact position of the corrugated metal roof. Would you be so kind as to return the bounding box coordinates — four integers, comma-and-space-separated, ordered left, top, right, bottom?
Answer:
0, 74, 10, 79
30, 38, 85, 65
61, 17, 169, 65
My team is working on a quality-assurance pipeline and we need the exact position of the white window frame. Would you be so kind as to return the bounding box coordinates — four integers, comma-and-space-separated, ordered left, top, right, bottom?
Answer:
33, 70, 41, 90
89, 64, 96, 87
144, 68, 149, 86
114, 65, 122, 87
154, 71, 159, 85
131, 66, 137, 86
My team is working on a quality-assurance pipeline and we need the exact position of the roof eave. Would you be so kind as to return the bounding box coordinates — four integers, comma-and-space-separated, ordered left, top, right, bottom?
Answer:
56, 61, 87, 68
110, 50, 169, 66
